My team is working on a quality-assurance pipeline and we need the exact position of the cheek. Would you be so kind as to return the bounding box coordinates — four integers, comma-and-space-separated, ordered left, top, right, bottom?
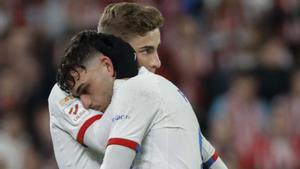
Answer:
89, 80, 103, 101
96, 79, 112, 100
137, 56, 150, 68
89, 88, 98, 103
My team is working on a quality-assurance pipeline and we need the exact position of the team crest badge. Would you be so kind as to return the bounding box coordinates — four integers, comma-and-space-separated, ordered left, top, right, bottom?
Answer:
59, 95, 75, 107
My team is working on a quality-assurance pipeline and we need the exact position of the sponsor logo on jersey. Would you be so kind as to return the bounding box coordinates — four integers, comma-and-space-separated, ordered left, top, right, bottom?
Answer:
63, 102, 90, 125
59, 95, 75, 107
112, 114, 130, 122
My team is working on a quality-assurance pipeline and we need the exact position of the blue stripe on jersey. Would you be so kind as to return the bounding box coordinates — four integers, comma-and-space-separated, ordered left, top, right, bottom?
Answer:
203, 151, 219, 169
136, 144, 142, 154
199, 129, 203, 169
203, 156, 215, 169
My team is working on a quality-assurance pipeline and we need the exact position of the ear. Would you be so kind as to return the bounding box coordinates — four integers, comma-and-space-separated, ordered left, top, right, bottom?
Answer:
98, 55, 115, 77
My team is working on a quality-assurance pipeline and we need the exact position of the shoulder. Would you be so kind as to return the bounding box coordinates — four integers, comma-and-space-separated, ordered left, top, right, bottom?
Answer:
121, 72, 161, 97
111, 73, 165, 109
48, 84, 78, 115
49, 84, 68, 102
48, 84, 102, 127
49, 84, 73, 106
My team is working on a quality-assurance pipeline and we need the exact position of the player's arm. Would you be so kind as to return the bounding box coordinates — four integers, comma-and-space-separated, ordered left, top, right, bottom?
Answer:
100, 145, 136, 169
49, 87, 109, 153
201, 134, 228, 169
100, 80, 159, 169
60, 101, 110, 153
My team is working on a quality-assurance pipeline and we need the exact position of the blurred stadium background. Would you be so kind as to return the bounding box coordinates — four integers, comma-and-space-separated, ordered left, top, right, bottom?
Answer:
0, 0, 299, 168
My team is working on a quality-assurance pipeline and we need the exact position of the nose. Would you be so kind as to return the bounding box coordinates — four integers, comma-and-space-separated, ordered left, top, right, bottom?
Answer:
80, 95, 92, 109
150, 52, 161, 71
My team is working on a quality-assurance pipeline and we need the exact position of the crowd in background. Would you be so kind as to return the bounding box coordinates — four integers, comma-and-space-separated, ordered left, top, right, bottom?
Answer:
0, 0, 299, 168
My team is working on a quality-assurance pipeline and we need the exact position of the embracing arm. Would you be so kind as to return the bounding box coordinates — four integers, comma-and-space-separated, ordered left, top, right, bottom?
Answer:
100, 145, 136, 169
49, 88, 109, 153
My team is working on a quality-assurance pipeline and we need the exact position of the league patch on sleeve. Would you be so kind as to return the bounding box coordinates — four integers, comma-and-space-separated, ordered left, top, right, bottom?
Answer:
59, 95, 75, 107
63, 101, 91, 125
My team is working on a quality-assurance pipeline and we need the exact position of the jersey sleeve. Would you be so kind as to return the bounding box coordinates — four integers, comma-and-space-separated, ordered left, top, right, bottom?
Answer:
50, 96, 101, 142
107, 80, 161, 151
48, 85, 108, 152
201, 133, 228, 169
100, 145, 136, 169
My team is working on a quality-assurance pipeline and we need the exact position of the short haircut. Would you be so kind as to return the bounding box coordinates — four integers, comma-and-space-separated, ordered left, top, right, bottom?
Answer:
56, 30, 138, 93
98, 2, 164, 40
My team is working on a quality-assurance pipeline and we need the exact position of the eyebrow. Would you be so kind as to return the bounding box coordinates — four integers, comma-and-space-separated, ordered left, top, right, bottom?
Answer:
138, 46, 154, 51
138, 42, 161, 51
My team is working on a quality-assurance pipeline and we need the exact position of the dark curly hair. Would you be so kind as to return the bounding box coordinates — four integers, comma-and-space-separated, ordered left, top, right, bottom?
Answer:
56, 30, 138, 93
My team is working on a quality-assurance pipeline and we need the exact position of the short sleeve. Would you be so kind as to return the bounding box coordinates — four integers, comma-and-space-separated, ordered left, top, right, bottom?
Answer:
48, 85, 103, 145
107, 79, 161, 151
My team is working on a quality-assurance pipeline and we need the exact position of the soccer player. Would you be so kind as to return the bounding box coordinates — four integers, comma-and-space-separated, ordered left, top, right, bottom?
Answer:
56, 30, 222, 169
48, 2, 226, 169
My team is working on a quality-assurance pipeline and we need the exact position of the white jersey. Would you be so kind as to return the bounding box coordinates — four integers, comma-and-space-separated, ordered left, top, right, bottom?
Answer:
107, 70, 202, 169
48, 67, 223, 169
48, 80, 124, 169
49, 84, 102, 169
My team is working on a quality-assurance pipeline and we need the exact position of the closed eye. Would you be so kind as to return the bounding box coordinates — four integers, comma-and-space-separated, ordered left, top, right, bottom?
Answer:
75, 83, 89, 97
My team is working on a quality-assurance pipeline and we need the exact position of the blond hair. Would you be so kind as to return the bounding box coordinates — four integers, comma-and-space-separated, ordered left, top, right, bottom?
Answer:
98, 2, 164, 41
